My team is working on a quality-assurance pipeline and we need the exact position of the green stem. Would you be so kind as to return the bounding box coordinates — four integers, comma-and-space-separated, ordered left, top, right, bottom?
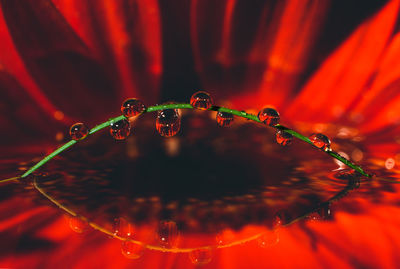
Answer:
19, 103, 371, 179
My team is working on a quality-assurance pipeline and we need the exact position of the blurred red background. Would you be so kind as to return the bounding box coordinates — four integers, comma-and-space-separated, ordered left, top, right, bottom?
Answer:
1, 0, 400, 268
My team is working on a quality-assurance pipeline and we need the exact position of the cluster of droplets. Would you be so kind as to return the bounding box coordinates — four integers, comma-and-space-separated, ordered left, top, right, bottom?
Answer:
67, 91, 333, 154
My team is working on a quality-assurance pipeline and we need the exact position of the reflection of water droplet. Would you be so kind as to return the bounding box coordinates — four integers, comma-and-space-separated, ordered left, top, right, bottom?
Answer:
189, 248, 213, 265
69, 123, 89, 141
257, 107, 280, 126
113, 218, 134, 238
157, 220, 179, 248
110, 119, 131, 140
121, 98, 146, 117
121, 241, 144, 259
272, 212, 284, 228
308, 204, 331, 221
309, 133, 331, 151
190, 91, 213, 110
156, 109, 181, 137
257, 231, 279, 248
276, 130, 292, 146
216, 112, 234, 127
69, 216, 88, 233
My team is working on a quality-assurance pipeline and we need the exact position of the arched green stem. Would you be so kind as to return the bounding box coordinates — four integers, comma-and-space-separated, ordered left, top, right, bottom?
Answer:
17, 103, 371, 179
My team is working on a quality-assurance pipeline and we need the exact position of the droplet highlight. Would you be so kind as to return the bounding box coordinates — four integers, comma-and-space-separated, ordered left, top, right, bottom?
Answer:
113, 217, 134, 238
189, 248, 213, 265
257, 107, 280, 126
308, 204, 331, 221
69, 123, 89, 141
121, 241, 144, 259
309, 133, 331, 151
157, 220, 179, 248
110, 119, 131, 140
216, 111, 234, 127
276, 130, 292, 146
190, 91, 213, 110
257, 231, 279, 248
156, 109, 181, 137
69, 216, 88, 233
121, 98, 146, 118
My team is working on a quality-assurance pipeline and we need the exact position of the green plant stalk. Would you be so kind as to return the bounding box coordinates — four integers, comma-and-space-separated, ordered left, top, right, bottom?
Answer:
19, 103, 371, 179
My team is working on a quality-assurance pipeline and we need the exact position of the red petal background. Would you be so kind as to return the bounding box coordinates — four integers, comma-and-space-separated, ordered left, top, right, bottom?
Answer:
0, 0, 400, 268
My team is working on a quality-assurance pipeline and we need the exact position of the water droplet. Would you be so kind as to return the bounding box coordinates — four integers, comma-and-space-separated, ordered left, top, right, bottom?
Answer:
190, 91, 213, 110
69, 123, 89, 140
156, 109, 181, 137
69, 216, 88, 233
257, 230, 279, 248
216, 111, 234, 127
308, 204, 331, 221
272, 211, 288, 229
309, 133, 331, 151
121, 241, 144, 259
113, 217, 134, 238
121, 98, 146, 117
157, 220, 179, 248
276, 130, 292, 146
189, 248, 213, 265
257, 107, 280, 126
110, 119, 131, 140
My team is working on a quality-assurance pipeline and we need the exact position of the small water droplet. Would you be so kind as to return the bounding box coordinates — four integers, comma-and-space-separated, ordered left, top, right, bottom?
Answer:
257, 230, 279, 248
121, 241, 144, 259
308, 204, 331, 221
190, 91, 213, 110
189, 248, 213, 265
69, 123, 89, 140
121, 98, 146, 117
157, 220, 179, 248
309, 133, 331, 151
113, 217, 134, 238
110, 119, 131, 140
156, 109, 181, 137
69, 216, 88, 233
272, 211, 288, 228
216, 111, 234, 127
276, 130, 292, 146
257, 107, 280, 126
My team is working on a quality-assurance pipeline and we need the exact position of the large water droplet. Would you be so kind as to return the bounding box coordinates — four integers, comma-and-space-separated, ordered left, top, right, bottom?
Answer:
189, 248, 213, 265
121, 98, 146, 117
190, 91, 213, 110
69, 216, 88, 233
121, 241, 144, 259
69, 123, 89, 141
157, 220, 179, 248
276, 130, 293, 146
156, 109, 181, 137
257, 107, 280, 126
113, 217, 134, 238
309, 133, 331, 151
110, 119, 131, 140
216, 111, 234, 127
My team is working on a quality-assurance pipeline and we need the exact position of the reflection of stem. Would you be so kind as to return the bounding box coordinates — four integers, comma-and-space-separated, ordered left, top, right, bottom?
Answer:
0, 176, 20, 184
284, 177, 357, 226
19, 103, 371, 179
33, 178, 263, 252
